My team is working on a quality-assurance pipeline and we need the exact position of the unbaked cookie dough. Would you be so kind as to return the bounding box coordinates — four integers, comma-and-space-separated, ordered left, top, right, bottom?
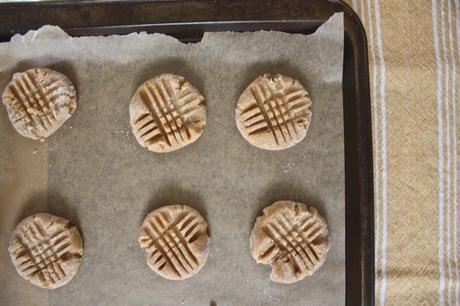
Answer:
250, 200, 329, 284
2, 68, 77, 141
235, 73, 312, 150
129, 74, 207, 153
138, 205, 210, 280
8, 213, 84, 289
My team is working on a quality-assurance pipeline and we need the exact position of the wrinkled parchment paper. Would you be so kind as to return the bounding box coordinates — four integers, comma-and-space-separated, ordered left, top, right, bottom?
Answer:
0, 13, 344, 306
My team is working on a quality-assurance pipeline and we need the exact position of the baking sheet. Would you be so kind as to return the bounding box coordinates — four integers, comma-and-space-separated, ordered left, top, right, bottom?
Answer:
0, 13, 344, 306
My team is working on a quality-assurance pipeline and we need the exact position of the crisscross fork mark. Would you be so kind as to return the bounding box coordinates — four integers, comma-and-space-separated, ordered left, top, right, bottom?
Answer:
9, 77, 47, 133
247, 83, 305, 144
139, 81, 197, 147
145, 212, 200, 278
249, 84, 279, 144
23, 72, 60, 124
9, 72, 61, 132
145, 217, 183, 277
23, 222, 69, 283
152, 81, 184, 143
264, 221, 309, 273
139, 88, 172, 146
263, 215, 320, 273
155, 213, 197, 273
262, 83, 298, 139
16, 221, 69, 285
158, 79, 192, 140
146, 85, 178, 144
279, 213, 321, 261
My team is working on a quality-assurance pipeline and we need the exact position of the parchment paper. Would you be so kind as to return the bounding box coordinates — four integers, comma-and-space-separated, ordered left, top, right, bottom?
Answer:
0, 13, 344, 306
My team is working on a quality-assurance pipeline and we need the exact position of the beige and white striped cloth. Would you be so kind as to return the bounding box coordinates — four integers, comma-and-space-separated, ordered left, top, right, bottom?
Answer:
345, 0, 460, 305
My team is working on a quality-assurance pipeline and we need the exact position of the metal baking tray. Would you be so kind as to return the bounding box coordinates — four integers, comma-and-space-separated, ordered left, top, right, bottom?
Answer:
0, 0, 374, 305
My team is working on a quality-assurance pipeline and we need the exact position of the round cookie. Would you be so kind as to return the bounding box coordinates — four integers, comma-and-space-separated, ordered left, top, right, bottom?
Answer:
8, 213, 83, 289
250, 200, 329, 284
2, 68, 77, 141
235, 73, 312, 150
129, 74, 206, 153
138, 205, 210, 280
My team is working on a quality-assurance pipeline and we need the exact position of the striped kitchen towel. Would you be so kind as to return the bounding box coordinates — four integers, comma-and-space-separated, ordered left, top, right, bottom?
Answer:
344, 0, 460, 305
